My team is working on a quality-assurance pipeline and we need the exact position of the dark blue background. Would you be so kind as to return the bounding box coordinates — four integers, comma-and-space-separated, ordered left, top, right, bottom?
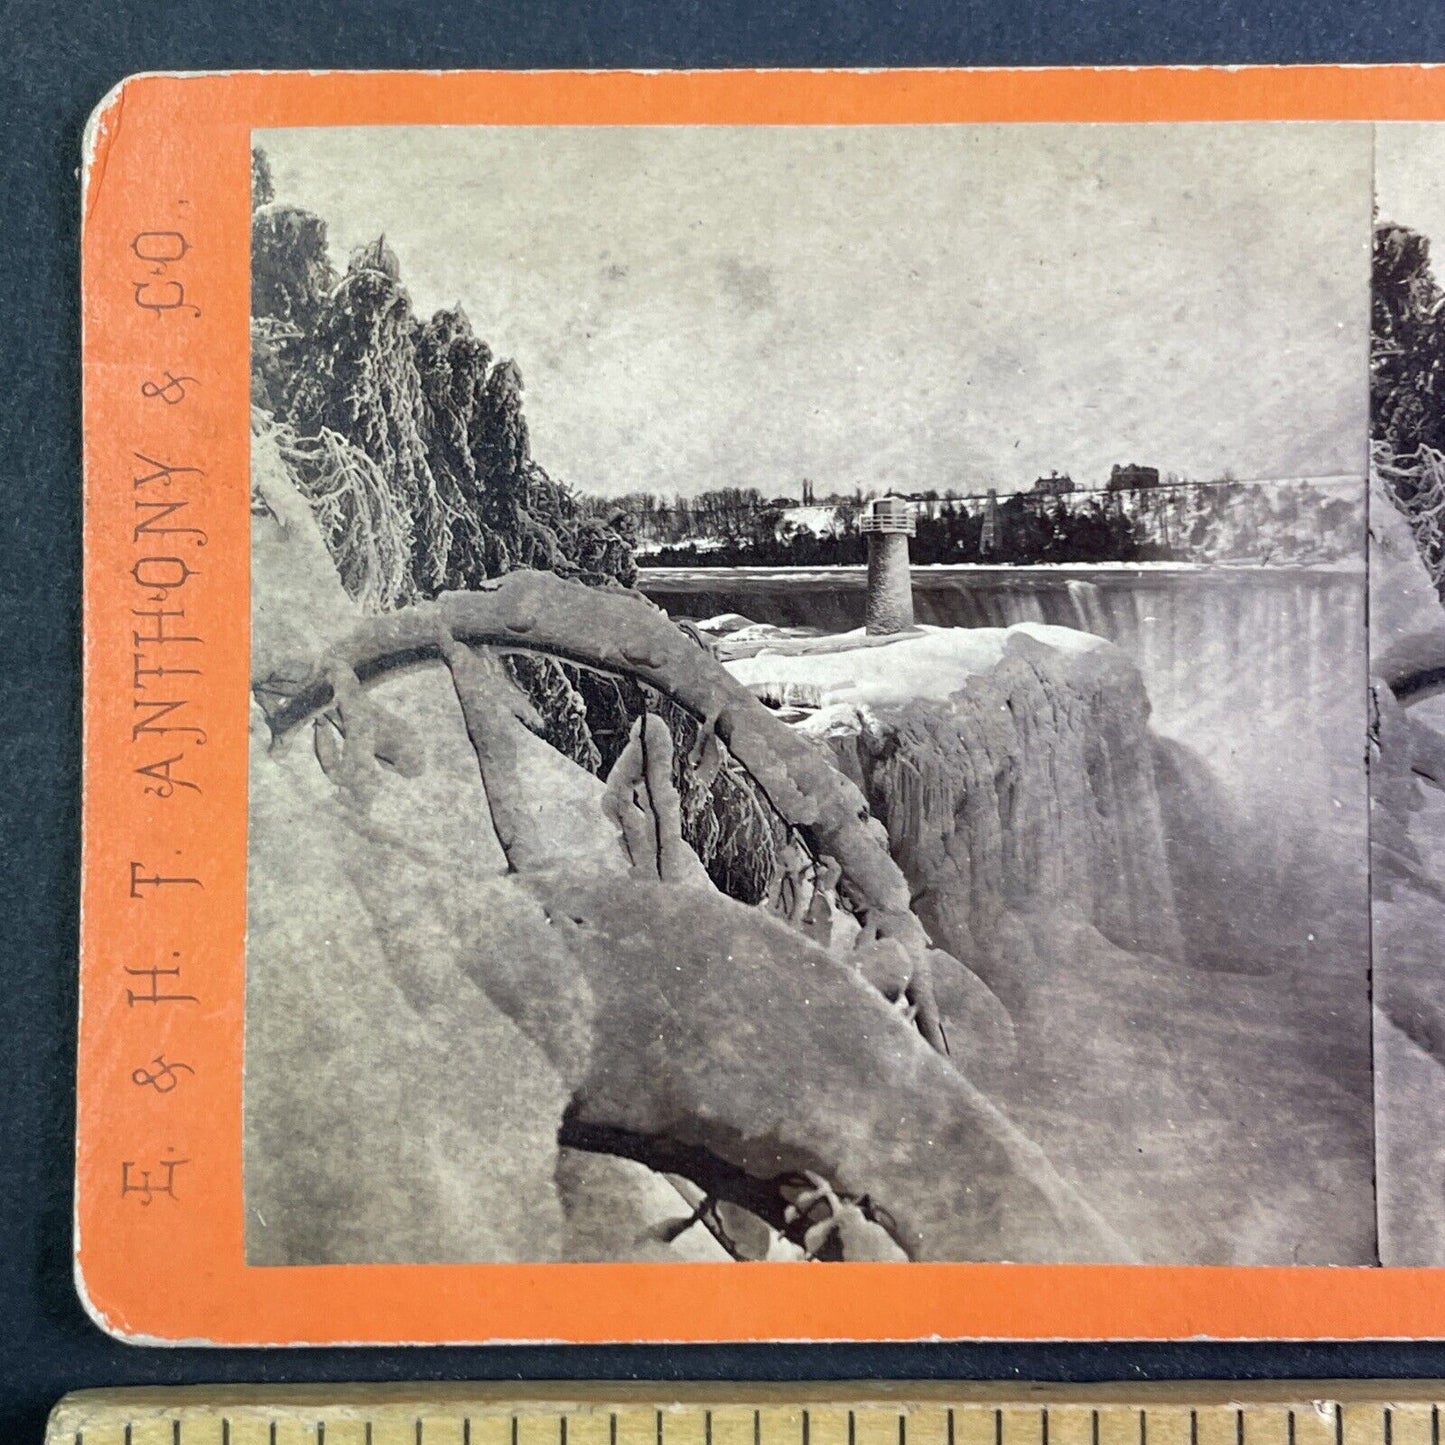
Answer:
7, 1, 1445, 1440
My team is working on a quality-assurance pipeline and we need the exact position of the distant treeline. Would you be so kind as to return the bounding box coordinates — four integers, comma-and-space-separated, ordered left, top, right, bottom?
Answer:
582, 480, 1359, 568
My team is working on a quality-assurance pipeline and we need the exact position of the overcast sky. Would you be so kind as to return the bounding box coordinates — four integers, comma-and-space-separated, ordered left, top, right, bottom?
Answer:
1376, 123, 1445, 254
259, 123, 1372, 501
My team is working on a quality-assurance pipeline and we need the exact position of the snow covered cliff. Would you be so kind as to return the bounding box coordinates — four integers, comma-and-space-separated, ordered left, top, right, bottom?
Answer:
716, 616, 1376, 1264
245, 418, 1131, 1267
724, 623, 1183, 1007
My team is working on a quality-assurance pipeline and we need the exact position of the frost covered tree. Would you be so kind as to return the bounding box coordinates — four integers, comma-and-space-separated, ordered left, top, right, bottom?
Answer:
1372, 220, 1445, 597
280, 242, 450, 597
251, 146, 274, 209
252, 206, 335, 338
1373, 222, 1445, 456
248, 154, 637, 601
250, 202, 336, 414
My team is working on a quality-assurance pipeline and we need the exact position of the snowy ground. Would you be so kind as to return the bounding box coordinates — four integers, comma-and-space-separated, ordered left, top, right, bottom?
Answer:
723, 620, 1108, 710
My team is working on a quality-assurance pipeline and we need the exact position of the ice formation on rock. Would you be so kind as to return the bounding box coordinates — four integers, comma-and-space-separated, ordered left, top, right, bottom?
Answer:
727, 624, 1183, 1004
716, 613, 1376, 1265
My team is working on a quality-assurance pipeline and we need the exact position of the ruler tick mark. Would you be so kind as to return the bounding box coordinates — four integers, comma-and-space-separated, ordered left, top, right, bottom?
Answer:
47, 1393, 1445, 1445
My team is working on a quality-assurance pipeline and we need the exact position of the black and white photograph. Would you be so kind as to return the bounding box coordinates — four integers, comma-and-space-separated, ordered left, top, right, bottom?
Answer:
243, 123, 1376, 1267
1368, 123, 1445, 1267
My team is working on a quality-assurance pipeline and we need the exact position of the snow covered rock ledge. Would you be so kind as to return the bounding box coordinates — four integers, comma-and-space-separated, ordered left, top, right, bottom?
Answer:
726, 624, 1185, 1007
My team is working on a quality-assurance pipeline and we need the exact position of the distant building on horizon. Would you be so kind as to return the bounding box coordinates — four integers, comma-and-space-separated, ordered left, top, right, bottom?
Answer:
1108, 462, 1161, 491
899, 490, 944, 520
1031, 470, 1076, 497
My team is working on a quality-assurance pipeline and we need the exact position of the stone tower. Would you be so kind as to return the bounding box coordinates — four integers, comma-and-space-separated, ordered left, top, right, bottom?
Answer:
860, 495, 917, 635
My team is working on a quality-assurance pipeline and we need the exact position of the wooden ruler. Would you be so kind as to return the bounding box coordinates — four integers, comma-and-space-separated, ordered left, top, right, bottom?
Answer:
43, 1384, 1445, 1445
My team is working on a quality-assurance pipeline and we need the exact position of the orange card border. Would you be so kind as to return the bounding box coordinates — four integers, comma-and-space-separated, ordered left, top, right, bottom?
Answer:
77, 65, 1445, 1346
